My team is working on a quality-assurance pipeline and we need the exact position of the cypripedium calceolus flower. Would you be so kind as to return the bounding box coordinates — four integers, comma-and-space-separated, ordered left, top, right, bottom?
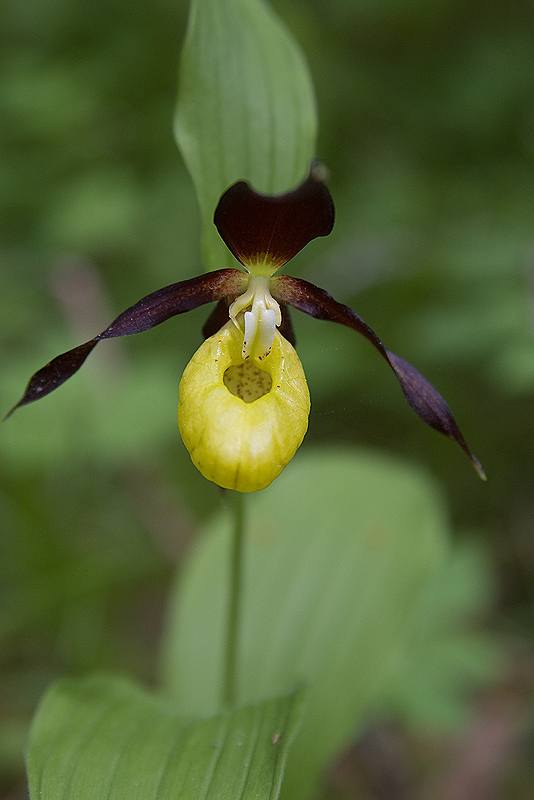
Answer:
7, 164, 486, 490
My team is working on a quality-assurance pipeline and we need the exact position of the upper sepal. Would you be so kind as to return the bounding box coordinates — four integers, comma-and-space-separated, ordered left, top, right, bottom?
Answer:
214, 163, 335, 273
5, 269, 246, 418
272, 274, 486, 479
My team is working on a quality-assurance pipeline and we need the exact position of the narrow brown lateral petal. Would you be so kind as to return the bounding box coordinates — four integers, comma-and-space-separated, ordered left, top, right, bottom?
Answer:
273, 274, 486, 479
4, 340, 99, 418
384, 352, 486, 479
214, 165, 335, 270
6, 269, 246, 418
97, 269, 246, 339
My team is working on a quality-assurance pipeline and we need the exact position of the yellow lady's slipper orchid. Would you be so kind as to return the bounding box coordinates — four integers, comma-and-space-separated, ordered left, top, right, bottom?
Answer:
178, 320, 309, 492
8, 163, 486, 486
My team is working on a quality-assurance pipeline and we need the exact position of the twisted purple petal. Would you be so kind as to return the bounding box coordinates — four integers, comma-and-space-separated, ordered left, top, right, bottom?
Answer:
272, 274, 485, 479
6, 269, 246, 417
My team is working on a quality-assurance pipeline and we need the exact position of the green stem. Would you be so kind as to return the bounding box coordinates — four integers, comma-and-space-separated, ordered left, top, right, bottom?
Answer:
223, 489, 245, 708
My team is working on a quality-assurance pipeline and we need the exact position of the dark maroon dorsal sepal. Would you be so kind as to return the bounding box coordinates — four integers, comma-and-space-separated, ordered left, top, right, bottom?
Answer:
214, 164, 335, 270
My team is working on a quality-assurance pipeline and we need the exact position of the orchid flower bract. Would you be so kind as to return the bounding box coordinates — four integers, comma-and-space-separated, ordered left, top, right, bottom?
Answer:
7, 163, 485, 490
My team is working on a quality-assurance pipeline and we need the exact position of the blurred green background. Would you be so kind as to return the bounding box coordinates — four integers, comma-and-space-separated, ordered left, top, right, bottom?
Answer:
1, 0, 534, 797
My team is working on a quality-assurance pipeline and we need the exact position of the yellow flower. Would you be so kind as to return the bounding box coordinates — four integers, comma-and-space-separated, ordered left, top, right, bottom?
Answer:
178, 320, 309, 492
8, 163, 485, 484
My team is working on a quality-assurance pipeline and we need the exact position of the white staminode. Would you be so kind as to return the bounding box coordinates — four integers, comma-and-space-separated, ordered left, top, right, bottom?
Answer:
229, 276, 282, 360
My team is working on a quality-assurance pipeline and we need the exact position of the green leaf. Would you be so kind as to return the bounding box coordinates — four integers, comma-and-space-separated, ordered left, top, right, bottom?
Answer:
27, 674, 305, 800
175, 0, 317, 271
161, 447, 449, 800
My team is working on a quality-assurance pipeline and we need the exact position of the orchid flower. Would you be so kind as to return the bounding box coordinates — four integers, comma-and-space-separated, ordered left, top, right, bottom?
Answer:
7, 164, 485, 491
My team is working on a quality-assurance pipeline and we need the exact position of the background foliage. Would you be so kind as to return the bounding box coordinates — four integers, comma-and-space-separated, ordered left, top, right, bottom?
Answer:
1, 0, 534, 797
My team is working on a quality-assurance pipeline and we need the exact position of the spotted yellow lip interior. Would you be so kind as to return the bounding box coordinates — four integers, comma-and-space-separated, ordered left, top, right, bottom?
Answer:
223, 361, 273, 403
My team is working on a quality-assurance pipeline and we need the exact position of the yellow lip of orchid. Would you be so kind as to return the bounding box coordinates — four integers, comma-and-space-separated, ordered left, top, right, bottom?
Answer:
177, 319, 310, 492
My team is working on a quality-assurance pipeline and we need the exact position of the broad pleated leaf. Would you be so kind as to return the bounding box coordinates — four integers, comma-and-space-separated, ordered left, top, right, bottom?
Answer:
161, 449, 449, 800
27, 674, 304, 800
175, 0, 317, 270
